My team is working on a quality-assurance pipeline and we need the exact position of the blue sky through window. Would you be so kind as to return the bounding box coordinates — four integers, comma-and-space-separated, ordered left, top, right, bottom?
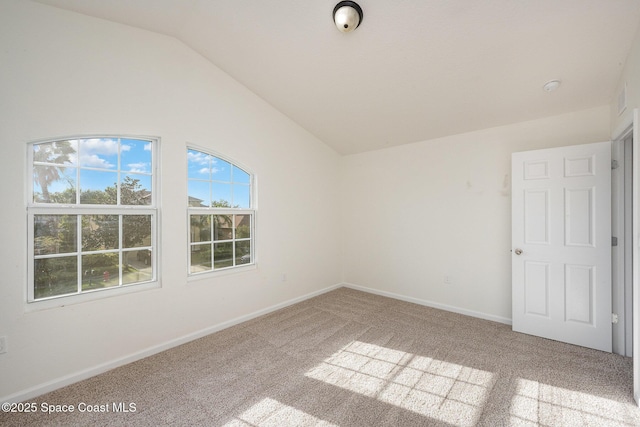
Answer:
187, 149, 250, 208
33, 137, 153, 204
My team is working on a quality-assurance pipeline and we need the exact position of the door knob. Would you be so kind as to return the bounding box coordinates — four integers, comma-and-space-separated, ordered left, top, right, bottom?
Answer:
514, 248, 523, 255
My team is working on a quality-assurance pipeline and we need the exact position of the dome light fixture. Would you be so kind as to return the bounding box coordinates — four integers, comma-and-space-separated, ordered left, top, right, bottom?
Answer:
333, 1, 363, 33
543, 79, 561, 92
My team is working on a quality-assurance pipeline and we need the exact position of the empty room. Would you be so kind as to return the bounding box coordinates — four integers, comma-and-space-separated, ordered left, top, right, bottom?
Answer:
2, 0, 640, 425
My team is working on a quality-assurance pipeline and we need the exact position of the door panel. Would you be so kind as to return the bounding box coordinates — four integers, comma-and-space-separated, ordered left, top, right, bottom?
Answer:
512, 141, 611, 352
524, 261, 550, 317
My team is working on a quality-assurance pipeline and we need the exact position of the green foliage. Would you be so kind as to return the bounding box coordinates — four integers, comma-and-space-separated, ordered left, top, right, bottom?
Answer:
48, 187, 76, 204
236, 224, 250, 239
82, 215, 119, 251
34, 257, 78, 299
212, 199, 238, 208
120, 176, 151, 205
33, 215, 77, 255
81, 188, 115, 205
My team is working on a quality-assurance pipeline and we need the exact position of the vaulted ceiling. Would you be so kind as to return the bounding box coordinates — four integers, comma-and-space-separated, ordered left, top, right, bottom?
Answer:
33, 0, 640, 154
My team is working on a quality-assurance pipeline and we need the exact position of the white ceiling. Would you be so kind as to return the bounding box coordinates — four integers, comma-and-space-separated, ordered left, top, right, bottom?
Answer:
33, 0, 640, 154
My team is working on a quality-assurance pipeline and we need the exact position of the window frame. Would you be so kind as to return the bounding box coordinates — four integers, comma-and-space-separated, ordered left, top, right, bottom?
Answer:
187, 146, 256, 278
26, 135, 160, 307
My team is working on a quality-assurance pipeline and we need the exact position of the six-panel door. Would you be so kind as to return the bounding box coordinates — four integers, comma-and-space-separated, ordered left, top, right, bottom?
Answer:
512, 141, 612, 352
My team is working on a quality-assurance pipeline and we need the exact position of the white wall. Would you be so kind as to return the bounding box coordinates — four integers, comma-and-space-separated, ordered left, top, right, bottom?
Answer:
341, 106, 611, 322
0, 1, 342, 401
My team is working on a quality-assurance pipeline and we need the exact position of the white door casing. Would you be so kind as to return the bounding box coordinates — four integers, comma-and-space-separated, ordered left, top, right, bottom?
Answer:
512, 141, 612, 352
630, 108, 639, 406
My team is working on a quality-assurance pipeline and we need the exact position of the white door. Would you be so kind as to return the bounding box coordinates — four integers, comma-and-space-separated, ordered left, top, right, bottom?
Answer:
512, 141, 612, 352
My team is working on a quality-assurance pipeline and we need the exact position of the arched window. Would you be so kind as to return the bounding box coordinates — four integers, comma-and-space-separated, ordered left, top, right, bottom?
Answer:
27, 136, 158, 303
187, 148, 254, 274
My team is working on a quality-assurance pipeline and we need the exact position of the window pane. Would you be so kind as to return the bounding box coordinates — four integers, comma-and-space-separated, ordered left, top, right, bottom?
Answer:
214, 242, 233, 269
121, 175, 152, 205
78, 138, 119, 169
235, 241, 251, 265
34, 215, 77, 255
213, 215, 233, 241
188, 180, 210, 207
233, 184, 250, 208
82, 253, 119, 291
123, 215, 151, 248
80, 169, 117, 204
32, 140, 77, 205
235, 215, 251, 238
190, 244, 212, 273
121, 139, 152, 174
233, 166, 250, 184
212, 182, 232, 207
190, 215, 211, 243
82, 214, 119, 251
122, 250, 153, 284
34, 257, 78, 299
188, 150, 211, 179
212, 157, 231, 182
33, 165, 77, 203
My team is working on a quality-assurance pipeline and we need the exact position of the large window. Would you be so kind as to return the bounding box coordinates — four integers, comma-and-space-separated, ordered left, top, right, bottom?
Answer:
188, 148, 254, 275
27, 137, 157, 302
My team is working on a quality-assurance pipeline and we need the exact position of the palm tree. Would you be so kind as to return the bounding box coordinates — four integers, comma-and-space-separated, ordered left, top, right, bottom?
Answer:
33, 140, 75, 202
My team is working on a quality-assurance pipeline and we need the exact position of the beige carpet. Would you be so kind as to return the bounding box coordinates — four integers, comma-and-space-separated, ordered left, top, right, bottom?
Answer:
2, 287, 639, 426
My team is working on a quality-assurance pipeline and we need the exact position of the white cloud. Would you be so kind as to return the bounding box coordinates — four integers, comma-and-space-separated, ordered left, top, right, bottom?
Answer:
188, 151, 209, 165
75, 138, 127, 169
80, 154, 115, 169
128, 162, 148, 173
196, 166, 221, 175
79, 138, 120, 155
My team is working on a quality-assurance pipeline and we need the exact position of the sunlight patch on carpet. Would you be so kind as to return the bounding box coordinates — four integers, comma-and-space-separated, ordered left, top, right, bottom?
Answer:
510, 378, 634, 426
305, 340, 494, 427
222, 397, 338, 427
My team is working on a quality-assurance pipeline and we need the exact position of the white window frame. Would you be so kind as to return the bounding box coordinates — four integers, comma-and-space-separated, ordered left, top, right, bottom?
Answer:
187, 146, 256, 278
26, 135, 160, 308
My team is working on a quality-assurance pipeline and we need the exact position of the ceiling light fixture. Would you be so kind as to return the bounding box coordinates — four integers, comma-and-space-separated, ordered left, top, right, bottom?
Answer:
333, 1, 363, 33
543, 80, 561, 92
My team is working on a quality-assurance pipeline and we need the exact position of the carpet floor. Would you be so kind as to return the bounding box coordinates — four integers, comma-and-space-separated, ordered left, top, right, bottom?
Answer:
2, 287, 639, 426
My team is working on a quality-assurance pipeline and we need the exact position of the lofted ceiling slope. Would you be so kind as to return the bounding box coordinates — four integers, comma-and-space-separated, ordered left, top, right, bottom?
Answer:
33, 0, 640, 154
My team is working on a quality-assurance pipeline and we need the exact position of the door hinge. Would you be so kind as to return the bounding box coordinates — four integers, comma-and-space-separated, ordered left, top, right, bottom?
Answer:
612, 236, 618, 247
612, 160, 620, 170
612, 313, 619, 324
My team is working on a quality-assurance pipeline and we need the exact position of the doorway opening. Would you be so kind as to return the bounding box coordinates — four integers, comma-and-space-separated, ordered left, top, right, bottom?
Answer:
612, 133, 633, 357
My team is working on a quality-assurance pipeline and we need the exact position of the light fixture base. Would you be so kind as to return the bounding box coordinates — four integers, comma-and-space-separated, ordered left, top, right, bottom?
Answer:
543, 80, 561, 92
333, 1, 363, 33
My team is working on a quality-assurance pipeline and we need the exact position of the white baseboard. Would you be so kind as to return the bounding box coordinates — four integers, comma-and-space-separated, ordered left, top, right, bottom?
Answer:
4, 282, 510, 403
2, 283, 343, 403
342, 282, 513, 326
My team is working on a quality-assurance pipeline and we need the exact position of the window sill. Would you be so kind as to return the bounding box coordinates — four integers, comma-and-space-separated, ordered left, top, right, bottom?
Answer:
187, 263, 257, 284
25, 281, 161, 312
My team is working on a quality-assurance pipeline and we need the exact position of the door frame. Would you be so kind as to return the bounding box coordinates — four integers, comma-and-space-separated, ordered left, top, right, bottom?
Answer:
612, 130, 633, 356
611, 108, 638, 405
